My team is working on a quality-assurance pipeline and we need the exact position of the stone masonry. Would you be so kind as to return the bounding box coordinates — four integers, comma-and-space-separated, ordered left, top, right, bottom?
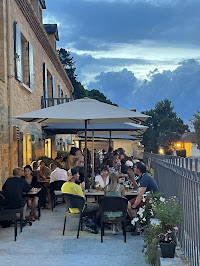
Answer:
0, 0, 74, 188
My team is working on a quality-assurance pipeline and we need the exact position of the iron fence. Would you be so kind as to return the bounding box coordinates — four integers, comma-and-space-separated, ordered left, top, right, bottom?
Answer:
144, 152, 200, 266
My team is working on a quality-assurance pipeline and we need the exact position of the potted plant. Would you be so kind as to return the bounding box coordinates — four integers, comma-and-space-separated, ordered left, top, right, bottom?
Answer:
143, 196, 182, 264
155, 196, 182, 258
131, 191, 165, 227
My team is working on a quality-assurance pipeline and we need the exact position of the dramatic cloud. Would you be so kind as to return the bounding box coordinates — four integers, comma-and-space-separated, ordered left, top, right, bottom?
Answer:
44, 0, 200, 123
88, 59, 200, 122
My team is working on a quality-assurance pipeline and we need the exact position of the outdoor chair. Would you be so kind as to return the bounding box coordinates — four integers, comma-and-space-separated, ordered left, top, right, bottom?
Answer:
50, 180, 66, 211
99, 196, 128, 243
62, 193, 85, 239
0, 194, 23, 241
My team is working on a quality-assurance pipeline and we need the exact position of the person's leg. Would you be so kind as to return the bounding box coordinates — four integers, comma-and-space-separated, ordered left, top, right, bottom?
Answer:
45, 183, 51, 209
32, 197, 39, 219
23, 203, 27, 220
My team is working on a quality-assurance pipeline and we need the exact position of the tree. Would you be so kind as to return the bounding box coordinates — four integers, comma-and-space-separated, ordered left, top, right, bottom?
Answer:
142, 99, 189, 154
57, 48, 117, 105
190, 110, 200, 149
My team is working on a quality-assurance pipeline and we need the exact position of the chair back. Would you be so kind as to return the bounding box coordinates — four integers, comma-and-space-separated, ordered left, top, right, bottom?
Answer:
50, 180, 66, 193
99, 196, 128, 213
0, 193, 5, 209
63, 193, 85, 212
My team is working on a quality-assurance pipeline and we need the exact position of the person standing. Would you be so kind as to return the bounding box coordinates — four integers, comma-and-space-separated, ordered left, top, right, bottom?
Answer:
67, 147, 78, 170
76, 149, 85, 182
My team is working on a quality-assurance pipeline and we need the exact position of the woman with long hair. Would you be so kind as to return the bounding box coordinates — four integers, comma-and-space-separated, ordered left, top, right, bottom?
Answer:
104, 173, 125, 234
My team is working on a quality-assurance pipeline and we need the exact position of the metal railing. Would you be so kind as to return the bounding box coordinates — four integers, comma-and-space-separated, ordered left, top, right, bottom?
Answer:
41, 96, 73, 108
144, 152, 200, 266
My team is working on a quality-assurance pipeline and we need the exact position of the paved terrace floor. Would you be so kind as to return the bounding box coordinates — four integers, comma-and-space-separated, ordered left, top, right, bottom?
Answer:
0, 205, 148, 266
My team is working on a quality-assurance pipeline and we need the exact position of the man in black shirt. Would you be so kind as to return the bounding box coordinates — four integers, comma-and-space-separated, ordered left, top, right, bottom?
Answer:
3, 168, 32, 220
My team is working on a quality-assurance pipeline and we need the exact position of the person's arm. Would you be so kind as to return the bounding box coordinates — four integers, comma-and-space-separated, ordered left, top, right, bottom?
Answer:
120, 185, 125, 197
24, 180, 33, 193
132, 187, 146, 209
131, 177, 139, 190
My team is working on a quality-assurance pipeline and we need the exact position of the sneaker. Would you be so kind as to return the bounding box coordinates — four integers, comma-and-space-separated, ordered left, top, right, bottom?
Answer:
85, 225, 98, 234
113, 225, 119, 235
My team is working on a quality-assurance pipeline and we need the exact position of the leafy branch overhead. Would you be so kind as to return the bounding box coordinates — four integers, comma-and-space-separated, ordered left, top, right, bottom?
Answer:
57, 48, 117, 106
142, 99, 189, 154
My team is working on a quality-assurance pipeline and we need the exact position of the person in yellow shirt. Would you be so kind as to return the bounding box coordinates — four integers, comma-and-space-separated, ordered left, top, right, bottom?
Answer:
61, 168, 99, 233
61, 169, 84, 213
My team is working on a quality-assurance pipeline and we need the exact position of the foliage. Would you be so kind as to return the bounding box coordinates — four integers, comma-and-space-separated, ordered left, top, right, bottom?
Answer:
57, 151, 69, 158
142, 196, 182, 264
36, 156, 60, 168
57, 48, 117, 105
190, 110, 200, 150
143, 225, 160, 265
132, 192, 165, 226
155, 196, 182, 230
176, 149, 186, 157
142, 99, 189, 153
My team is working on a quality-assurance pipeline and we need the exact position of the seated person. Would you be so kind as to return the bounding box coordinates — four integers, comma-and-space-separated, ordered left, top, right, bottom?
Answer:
61, 168, 99, 234
127, 166, 139, 189
50, 163, 68, 183
95, 166, 109, 189
121, 159, 128, 174
104, 173, 125, 235
2, 168, 32, 220
128, 162, 158, 219
39, 160, 51, 180
23, 165, 41, 220
113, 150, 121, 173
32, 161, 43, 181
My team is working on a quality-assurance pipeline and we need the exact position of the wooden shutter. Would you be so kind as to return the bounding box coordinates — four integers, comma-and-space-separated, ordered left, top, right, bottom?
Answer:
29, 42, 34, 92
14, 22, 22, 82
43, 63, 48, 107
58, 85, 61, 98
52, 75, 55, 98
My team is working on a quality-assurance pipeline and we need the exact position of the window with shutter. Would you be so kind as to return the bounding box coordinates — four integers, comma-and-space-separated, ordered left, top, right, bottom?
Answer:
52, 75, 55, 99
14, 22, 22, 82
29, 43, 34, 92
43, 63, 48, 107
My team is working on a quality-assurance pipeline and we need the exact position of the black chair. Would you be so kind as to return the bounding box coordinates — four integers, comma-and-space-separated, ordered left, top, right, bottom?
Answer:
0, 194, 23, 241
62, 193, 85, 239
50, 180, 66, 211
99, 196, 128, 243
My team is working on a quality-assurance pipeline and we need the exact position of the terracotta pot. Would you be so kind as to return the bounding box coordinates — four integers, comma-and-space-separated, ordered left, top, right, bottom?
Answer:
159, 242, 176, 258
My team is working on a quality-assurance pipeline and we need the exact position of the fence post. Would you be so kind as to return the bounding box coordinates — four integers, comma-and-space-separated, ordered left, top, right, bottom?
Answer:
195, 159, 198, 172
185, 158, 189, 170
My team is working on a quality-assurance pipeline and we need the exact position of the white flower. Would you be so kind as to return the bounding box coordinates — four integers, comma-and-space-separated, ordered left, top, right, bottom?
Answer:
150, 218, 161, 226
150, 210, 154, 216
142, 197, 146, 202
137, 208, 144, 217
160, 197, 165, 202
131, 217, 139, 225
143, 217, 146, 222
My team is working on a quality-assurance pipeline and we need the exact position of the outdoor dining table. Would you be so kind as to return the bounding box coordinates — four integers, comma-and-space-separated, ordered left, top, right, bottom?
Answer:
23, 188, 42, 218
84, 189, 138, 201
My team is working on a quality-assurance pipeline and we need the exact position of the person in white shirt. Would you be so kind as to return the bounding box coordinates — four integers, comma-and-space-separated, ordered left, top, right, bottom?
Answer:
50, 163, 68, 183
95, 166, 109, 189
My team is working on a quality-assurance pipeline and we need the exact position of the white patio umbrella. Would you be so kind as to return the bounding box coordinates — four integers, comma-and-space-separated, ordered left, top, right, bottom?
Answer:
14, 98, 149, 188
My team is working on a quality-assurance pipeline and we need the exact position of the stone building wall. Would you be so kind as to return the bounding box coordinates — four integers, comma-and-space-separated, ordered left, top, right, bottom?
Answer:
0, 0, 73, 188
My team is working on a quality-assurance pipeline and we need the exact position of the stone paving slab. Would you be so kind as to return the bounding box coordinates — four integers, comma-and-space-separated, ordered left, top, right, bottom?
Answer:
0, 205, 148, 266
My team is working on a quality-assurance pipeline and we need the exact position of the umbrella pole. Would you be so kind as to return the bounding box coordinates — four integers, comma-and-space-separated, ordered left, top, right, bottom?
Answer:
109, 131, 112, 147
84, 120, 89, 189
91, 130, 95, 187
